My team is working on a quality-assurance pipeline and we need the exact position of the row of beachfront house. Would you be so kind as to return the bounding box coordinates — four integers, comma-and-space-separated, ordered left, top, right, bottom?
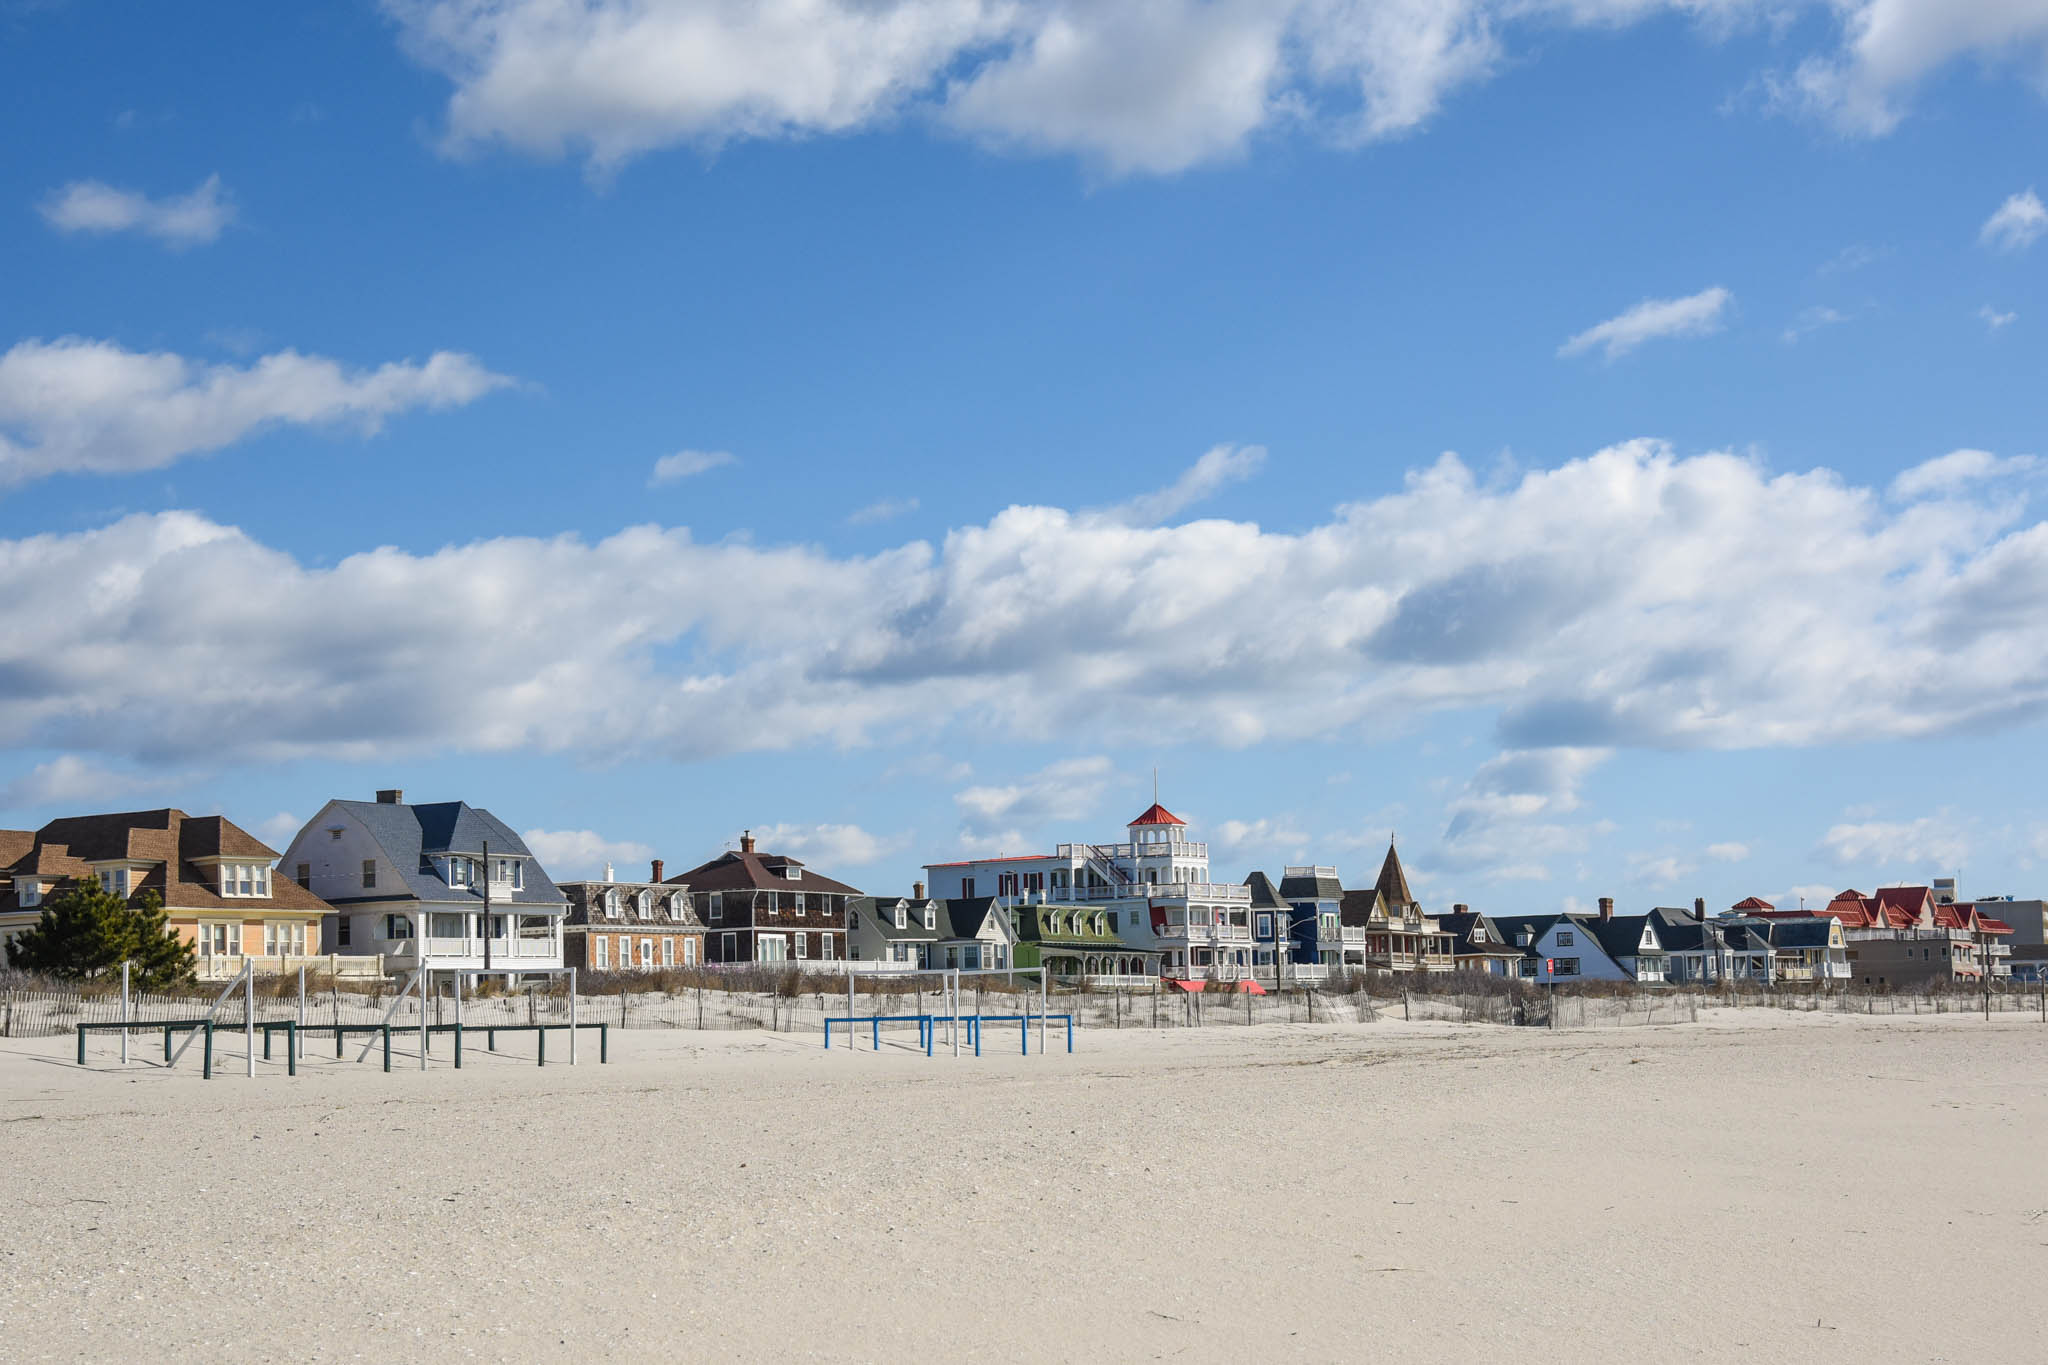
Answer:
0, 789, 2036, 990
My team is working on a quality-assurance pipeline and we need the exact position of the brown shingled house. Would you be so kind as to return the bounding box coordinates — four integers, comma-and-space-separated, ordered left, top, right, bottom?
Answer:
0, 809, 334, 978
673, 831, 861, 967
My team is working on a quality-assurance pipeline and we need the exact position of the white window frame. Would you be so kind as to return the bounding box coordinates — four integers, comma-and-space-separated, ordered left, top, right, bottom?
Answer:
708, 892, 723, 922
794, 892, 806, 916
661, 937, 675, 967
793, 932, 808, 959
637, 890, 651, 920
593, 935, 609, 969
820, 934, 833, 962
894, 905, 906, 930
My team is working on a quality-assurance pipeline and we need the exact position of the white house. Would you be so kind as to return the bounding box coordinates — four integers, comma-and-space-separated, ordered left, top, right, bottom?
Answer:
923, 802, 1254, 981
1487, 913, 1633, 982
274, 789, 568, 985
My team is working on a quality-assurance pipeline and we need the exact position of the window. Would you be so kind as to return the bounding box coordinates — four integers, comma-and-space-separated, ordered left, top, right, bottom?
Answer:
593, 936, 609, 969
198, 922, 238, 958
708, 892, 723, 922
720, 932, 735, 961
328, 827, 343, 841
238, 865, 254, 896
383, 914, 413, 940
264, 922, 306, 956
1256, 912, 1272, 939
101, 868, 127, 896
18, 880, 40, 908
1552, 957, 1581, 977
892, 904, 905, 929
336, 916, 351, 946
606, 889, 621, 918
784, 864, 802, 880
362, 860, 377, 890
960, 878, 976, 898
923, 907, 936, 931
793, 892, 806, 916
637, 890, 651, 919
794, 933, 808, 959
296, 862, 311, 890
661, 937, 675, 967
684, 938, 698, 966
820, 935, 834, 961
757, 935, 786, 963
1557, 931, 1575, 947
671, 893, 688, 919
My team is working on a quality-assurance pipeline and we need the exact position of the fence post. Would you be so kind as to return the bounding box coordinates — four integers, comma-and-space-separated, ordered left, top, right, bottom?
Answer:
569, 969, 579, 1065
120, 961, 130, 1065
244, 963, 256, 1079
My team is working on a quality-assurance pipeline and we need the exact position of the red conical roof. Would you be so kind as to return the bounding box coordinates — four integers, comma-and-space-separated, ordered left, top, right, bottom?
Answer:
1128, 803, 1186, 827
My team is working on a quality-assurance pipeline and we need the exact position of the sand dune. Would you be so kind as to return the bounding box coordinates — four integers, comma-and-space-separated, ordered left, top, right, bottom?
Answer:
3, 1011, 2042, 1362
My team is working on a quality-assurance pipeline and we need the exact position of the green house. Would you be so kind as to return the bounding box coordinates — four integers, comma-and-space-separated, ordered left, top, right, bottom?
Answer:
1008, 902, 1158, 981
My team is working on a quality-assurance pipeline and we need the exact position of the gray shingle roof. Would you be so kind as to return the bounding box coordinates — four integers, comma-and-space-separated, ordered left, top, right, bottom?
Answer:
1243, 871, 1289, 910
1278, 869, 1344, 901
329, 799, 565, 909
849, 896, 944, 942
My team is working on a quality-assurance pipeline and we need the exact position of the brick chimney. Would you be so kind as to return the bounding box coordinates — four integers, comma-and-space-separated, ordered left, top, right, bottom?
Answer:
913, 880, 926, 899
1693, 897, 1706, 923
376, 788, 403, 805
1453, 903, 1469, 914
740, 830, 756, 854
1598, 897, 1614, 920
650, 859, 664, 884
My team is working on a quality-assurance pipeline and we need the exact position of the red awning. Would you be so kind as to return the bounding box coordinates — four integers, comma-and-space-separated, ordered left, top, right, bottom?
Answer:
1235, 979, 1268, 995
1167, 978, 1205, 993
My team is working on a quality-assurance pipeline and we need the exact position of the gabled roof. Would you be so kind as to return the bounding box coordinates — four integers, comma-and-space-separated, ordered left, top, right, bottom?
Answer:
326, 799, 564, 908
940, 896, 1005, 941
0, 809, 329, 916
1732, 896, 1775, 911
1338, 887, 1384, 928
1764, 916, 1838, 949
1649, 907, 1707, 952
1586, 913, 1659, 961
1127, 803, 1186, 827
848, 896, 944, 942
1242, 871, 1288, 910
669, 847, 860, 896
1431, 911, 1525, 956
1374, 841, 1416, 908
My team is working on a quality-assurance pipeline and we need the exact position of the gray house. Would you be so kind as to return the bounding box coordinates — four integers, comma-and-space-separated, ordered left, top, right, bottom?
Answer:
275, 789, 568, 984
846, 892, 945, 970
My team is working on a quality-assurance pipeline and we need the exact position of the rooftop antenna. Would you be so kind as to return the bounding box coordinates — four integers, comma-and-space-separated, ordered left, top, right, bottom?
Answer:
1153, 767, 1158, 806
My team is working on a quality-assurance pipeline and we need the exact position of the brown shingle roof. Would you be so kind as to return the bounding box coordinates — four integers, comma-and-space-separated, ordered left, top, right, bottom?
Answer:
668, 848, 861, 896
0, 809, 327, 916
1374, 841, 1416, 909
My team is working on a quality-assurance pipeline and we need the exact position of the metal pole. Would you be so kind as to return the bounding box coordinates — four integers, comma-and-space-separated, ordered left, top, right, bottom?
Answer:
1040, 967, 1048, 1056
481, 838, 492, 985
951, 972, 959, 1057
417, 921, 428, 1070
120, 961, 130, 1065
297, 964, 306, 1059
244, 961, 255, 1078
569, 968, 579, 1064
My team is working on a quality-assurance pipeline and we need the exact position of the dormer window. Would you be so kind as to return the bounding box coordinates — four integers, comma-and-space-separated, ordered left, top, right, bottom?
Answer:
923, 907, 936, 931
101, 868, 127, 896
894, 905, 906, 930
605, 888, 621, 918
670, 892, 687, 919
784, 865, 801, 881
636, 890, 651, 919
18, 879, 41, 907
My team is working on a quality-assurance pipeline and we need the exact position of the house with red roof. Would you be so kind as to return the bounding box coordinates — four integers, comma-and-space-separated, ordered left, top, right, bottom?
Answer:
922, 800, 1257, 982
1800, 881, 2012, 987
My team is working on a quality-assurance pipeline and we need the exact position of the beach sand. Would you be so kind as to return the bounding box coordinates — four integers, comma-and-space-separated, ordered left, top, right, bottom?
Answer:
3, 1009, 2043, 1362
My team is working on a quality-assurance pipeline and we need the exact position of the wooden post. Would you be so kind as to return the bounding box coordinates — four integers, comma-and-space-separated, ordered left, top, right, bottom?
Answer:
120, 961, 130, 1065
244, 962, 256, 1079
297, 964, 307, 1060
569, 969, 579, 1065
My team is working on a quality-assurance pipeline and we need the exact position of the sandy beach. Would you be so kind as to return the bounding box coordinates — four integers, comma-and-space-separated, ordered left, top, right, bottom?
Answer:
3, 1010, 2043, 1362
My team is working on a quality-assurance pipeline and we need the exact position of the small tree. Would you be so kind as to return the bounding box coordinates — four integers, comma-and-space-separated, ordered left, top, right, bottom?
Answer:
6, 881, 197, 991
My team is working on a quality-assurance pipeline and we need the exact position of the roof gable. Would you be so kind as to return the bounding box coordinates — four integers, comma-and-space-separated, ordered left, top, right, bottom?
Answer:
1127, 803, 1186, 827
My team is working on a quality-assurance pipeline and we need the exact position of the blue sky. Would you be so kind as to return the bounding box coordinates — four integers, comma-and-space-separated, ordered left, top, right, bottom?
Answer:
2, 0, 2045, 912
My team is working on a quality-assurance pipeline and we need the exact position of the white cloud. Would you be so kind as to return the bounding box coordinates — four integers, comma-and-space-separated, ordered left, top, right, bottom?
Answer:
38, 173, 234, 247
1436, 747, 1612, 881
521, 828, 656, 879
0, 755, 172, 810
1626, 852, 1688, 886
1818, 814, 1970, 871
1889, 448, 2037, 500
1781, 305, 1848, 344
1705, 841, 1750, 862
0, 338, 512, 487
256, 812, 304, 848
1560, 287, 1732, 361
1211, 816, 1310, 862
386, 2, 2048, 176
7, 440, 2048, 805
1775, 5, 2048, 136
1979, 304, 2018, 331
849, 496, 920, 525
1981, 190, 2047, 251
1101, 444, 1266, 525
750, 821, 904, 868
649, 449, 737, 485
951, 756, 1117, 853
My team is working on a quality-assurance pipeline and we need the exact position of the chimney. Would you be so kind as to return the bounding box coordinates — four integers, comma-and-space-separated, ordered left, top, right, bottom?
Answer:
1598, 897, 1614, 921
1693, 896, 1706, 923
376, 788, 403, 805
603, 862, 614, 883
650, 859, 664, 884
913, 880, 926, 899
1453, 903, 1469, 914
740, 830, 756, 854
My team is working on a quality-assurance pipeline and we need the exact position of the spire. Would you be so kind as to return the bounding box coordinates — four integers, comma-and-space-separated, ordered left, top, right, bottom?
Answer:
1374, 838, 1414, 910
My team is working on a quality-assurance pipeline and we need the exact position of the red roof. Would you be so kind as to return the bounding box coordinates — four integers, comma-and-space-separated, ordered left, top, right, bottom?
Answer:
1732, 896, 1775, 911
1980, 917, 2013, 936
1128, 803, 1186, 827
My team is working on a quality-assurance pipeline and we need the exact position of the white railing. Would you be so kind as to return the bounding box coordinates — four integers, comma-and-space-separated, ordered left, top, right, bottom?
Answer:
1283, 865, 1338, 879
